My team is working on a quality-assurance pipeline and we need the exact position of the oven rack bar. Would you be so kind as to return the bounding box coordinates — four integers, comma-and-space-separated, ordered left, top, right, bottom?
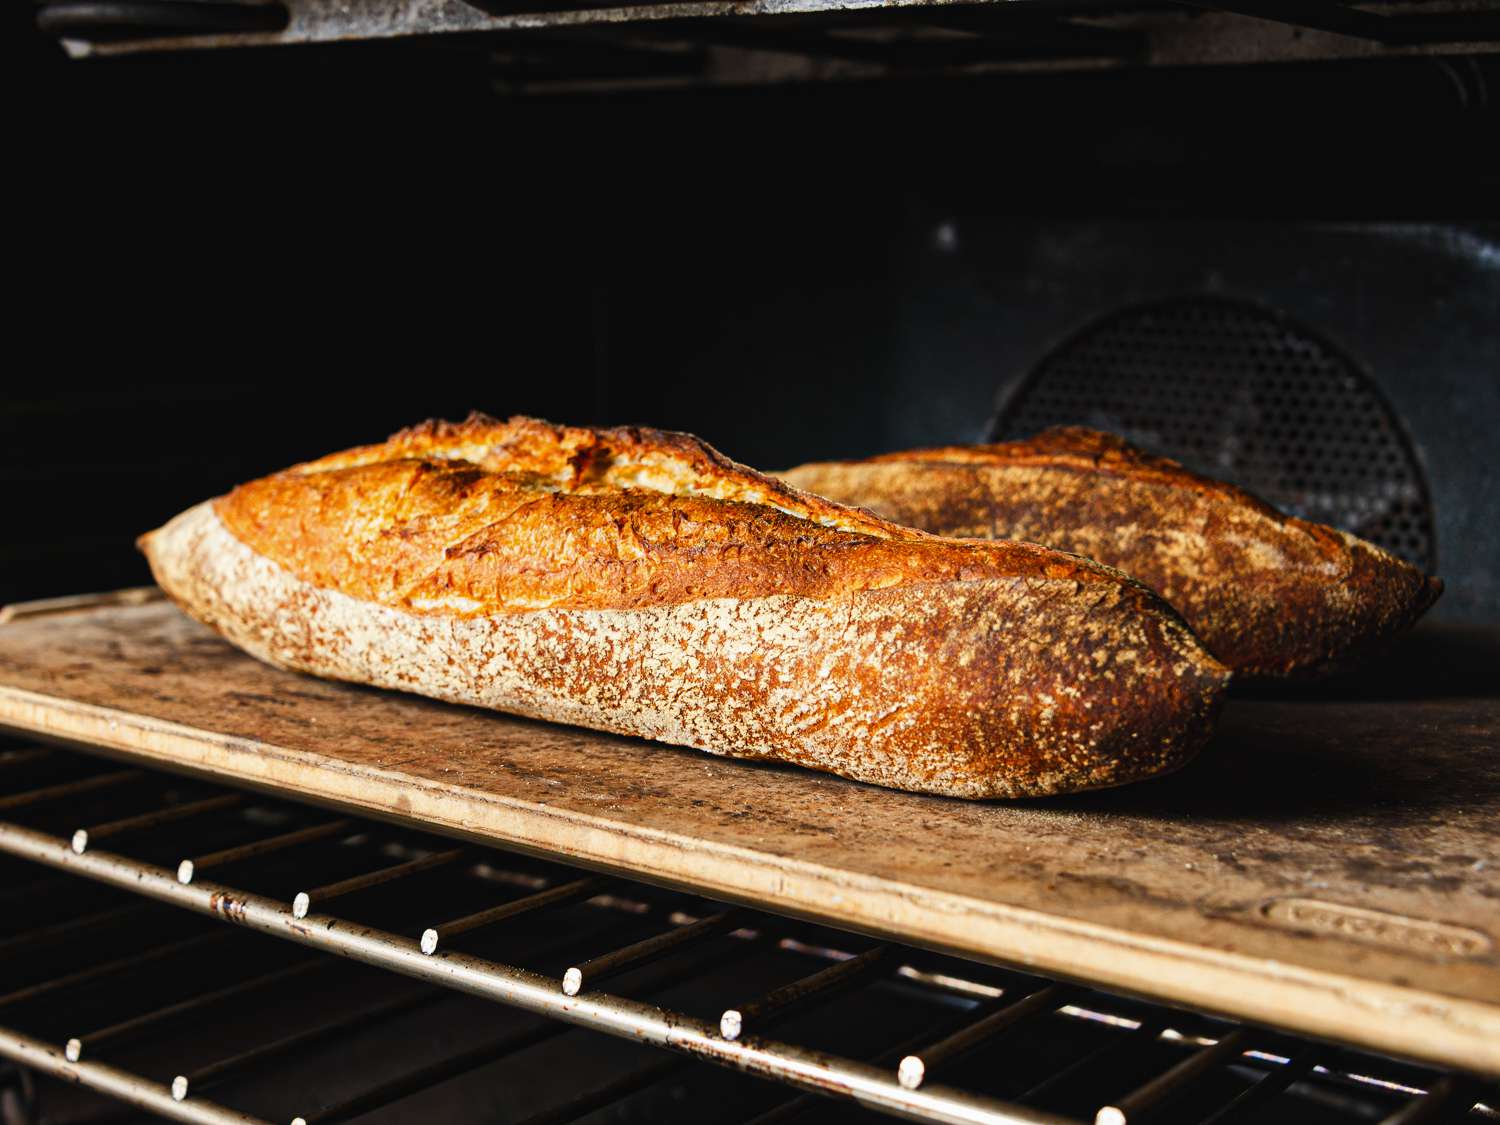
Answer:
1, 748, 1494, 1125
0, 1025, 269, 1125
45, 0, 1500, 84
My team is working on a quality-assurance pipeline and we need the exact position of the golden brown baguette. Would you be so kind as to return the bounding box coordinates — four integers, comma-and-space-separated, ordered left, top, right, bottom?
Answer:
781, 427, 1442, 679
139, 414, 1228, 799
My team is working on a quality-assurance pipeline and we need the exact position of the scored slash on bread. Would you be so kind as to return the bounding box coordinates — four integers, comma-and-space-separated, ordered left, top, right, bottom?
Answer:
781, 427, 1443, 680
139, 414, 1229, 799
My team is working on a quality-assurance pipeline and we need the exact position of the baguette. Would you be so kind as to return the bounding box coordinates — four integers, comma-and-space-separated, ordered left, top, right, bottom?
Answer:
139, 414, 1228, 799
781, 427, 1442, 679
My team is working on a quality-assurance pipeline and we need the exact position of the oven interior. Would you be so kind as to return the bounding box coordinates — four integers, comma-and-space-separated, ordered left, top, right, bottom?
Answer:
11, 0, 1500, 1119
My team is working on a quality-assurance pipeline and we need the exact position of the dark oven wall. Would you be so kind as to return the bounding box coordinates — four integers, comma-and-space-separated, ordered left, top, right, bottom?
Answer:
7, 213, 1496, 627
13, 29, 1500, 624
603, 219, 1499, 625
847, 219, 1500, 623
6, 225, 1497, 625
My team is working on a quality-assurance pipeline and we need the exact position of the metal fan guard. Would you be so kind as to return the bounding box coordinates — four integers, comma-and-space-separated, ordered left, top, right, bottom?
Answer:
992, 296, 1436, 571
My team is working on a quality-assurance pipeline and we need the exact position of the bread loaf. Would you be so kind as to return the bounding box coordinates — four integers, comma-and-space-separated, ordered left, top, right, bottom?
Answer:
139, 415, 1228, 798
782, 427, 1442, 679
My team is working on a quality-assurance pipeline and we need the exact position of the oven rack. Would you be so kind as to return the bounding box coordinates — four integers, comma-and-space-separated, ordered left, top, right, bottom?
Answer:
0, 742, 1494, 1125
44, 0, 1500, 88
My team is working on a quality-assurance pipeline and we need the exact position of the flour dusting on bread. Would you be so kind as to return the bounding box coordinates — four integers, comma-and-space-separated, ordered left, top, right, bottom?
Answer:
140, 415, 1229, 799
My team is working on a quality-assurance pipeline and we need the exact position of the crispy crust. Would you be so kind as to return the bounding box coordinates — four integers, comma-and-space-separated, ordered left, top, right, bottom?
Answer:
782, 427, 1443, 679
212, 414, 1145, 616
139, 415, 1229, 798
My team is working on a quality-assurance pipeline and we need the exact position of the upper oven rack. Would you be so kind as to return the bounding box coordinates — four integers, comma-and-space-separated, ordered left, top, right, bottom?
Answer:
42, 0, 1500, 87
2, 743, 1495, 1125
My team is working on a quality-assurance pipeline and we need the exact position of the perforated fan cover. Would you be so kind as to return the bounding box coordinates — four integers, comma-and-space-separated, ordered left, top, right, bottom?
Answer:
993, 297, 1435, 571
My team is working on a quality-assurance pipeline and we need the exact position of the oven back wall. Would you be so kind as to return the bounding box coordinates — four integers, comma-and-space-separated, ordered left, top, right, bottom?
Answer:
874, 219, 1500, 622
595, 218, 1499, 624
12, 34, 1498, 623
6, 213, 1496, 631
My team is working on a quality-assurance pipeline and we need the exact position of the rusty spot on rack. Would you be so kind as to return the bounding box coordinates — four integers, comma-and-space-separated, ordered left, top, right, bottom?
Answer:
207, 891, 248, 924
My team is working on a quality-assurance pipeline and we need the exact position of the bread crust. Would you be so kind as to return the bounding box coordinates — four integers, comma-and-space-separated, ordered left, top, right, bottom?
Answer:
139, 415, 1229, 798
782, 428, 1443, 679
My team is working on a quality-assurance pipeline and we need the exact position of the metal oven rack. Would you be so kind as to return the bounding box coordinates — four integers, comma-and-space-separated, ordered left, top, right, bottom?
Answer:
41, 0, 1500, 93
1, 740, 1495, 1125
